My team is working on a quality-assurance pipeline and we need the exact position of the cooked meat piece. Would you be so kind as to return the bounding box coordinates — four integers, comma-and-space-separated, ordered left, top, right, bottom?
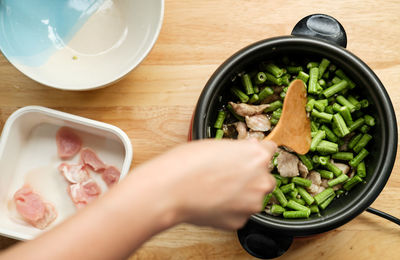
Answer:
245, 114, 271, 132
298, 161, 309, 178
333, 162, 350, 175
307, 171, 325, 196
68, 180, 102, 209
321, 178, 329, 188
56, 127, 82, 160
247, 131, 265, 141
81, 148, 106, 172
102, 166, 121, 187
308, 184, 326, 195
58, 163, 90, 184
332, 184, 343, 191
307, 171, 322, 185
13, 185, 57, 229
234, 122, 248, 140
222, 124, 237, 139
339, 132, 355, 151
228, 102, 269, 117
276, 149, 300, 177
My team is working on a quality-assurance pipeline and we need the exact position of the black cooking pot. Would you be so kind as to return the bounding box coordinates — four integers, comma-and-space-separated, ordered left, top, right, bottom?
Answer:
190, 14, 397, 259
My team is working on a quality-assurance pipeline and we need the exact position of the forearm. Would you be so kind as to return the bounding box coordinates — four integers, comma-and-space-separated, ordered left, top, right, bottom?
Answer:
1, 169, 179, 260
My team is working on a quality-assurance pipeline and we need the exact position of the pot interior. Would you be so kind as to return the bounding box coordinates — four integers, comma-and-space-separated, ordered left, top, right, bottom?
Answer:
193, 36, 397, 235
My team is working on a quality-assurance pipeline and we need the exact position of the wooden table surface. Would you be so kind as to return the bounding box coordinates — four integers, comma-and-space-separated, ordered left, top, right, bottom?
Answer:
1, 0, 400, 259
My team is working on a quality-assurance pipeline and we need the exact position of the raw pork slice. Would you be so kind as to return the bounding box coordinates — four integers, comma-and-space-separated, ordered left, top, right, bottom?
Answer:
81, 148, 106, 172
13, 185, 57, 229
58, 163, 90, 184
56, 127, 82, 160
68, 180, 102, 209
102, 166, 121, 187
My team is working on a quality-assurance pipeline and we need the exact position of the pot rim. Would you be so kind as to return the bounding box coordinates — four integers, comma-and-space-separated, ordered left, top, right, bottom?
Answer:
192, 35, 398, 235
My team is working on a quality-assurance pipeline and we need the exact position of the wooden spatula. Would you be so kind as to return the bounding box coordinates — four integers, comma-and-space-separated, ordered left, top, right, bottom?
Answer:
264, 79, 311, 154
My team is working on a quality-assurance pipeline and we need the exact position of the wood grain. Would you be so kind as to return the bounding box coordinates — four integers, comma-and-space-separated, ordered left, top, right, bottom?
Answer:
1, 0, 400, 259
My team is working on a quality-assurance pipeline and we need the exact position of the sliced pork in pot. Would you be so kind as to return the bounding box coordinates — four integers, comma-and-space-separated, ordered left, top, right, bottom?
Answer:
234, 122, 248, 140
247, 131, 265, 141
228, 102, 269, 117
333, 161, 350, 175
298, 161, 309, 178
276, 148, 300, 177
245, 114, 271, 132
307, 171, 325, 196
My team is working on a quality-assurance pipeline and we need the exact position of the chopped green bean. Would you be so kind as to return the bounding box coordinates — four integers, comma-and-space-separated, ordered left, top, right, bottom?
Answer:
241, 74, 254, 95
214, 110, 226, 129
319, 194, 335, 210
348, 95, 361, 110
306, 99, 316, 112
262, 193, 273, 209
335, 69, 356, 89
255, 72, 267, 85
281, 74, 291, 86
271, 204, 286, 215
308, 67, 319, 94
348, 118, 365, 132
248, 94, 259, 104
348, 133, 363, 149
318, 169, 334, 179
331, 76, 342, 84
349, 148, 369, 167
297, 71, 310, 83
339, 106, 353, 126
357, 161, 366, 178
287, 66, 303, 74
318, 58, 330, 79
280, 183, 295, 194
353, 134, 372, 153
311, 121, 319, 132
333, 113, 350, 137
310, 205, 320, 214
332, 152, 354, 161
325, 161, 343, 177
297, 187, 315, 205
265, 63, 284, 78
322, 80, 348, 98
273, 187, 288, 207
328, 174, 349, 187
230, 87, 249, 103
312, 109, 333, 122
215, 129, 224, 139
287, 200, 311, 214
264, 100, 283, 112
298, 154, 314, 170
307, 62, 319, 69
360, 99, 369, 108
258, 86, 274, 101
314, 188, 335, 205
337, 95, 356, 112
360, 125, 370, 133
343, 176, 363, 191
316, 140, 339, 155
292, 177, 312, 187
283, 210, 310, 219
310, 130, 326, 152
320, 125, 338, 142
265, 72, 282, 85
270, 118, 278, 125
364, 115, 375, 126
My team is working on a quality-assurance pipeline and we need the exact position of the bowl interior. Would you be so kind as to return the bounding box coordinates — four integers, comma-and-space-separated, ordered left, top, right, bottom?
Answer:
0, 106, 132, 240
0, 0, 164, 90
192, 36, 397, 235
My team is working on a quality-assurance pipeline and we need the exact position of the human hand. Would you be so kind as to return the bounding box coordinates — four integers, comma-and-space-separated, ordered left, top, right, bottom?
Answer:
133, 139, 277, 230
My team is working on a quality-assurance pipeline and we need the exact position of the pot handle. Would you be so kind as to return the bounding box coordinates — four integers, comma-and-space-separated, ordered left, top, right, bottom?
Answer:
237, 220, 293, 259
291, 14, 347, 48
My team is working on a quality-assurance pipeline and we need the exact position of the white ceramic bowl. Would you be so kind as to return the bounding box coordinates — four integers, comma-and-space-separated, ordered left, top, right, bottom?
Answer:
0, 0, 164, 90
0, 106, 133, 240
